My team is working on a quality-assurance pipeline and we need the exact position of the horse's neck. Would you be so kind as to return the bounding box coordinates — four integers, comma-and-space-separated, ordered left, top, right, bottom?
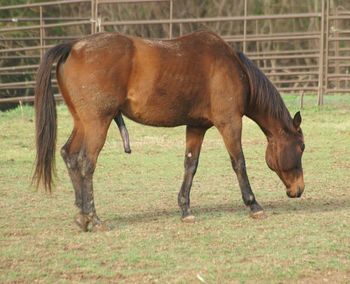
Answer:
246, 111, 290, 140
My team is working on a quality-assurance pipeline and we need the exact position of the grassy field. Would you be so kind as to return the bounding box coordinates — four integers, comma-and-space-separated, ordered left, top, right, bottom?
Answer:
0, 94, 349, 283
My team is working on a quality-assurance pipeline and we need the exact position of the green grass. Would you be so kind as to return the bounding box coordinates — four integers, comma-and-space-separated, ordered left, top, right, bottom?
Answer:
0, 94, 350, 283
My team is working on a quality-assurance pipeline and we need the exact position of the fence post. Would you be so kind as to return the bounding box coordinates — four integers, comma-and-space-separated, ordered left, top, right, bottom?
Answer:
39, 6, 44, 58
300, 91, 304, 109
91, 0, 94, 33
317, 0, 326, 106
91, 0, 98, 34
169, 0, 173, 39
335, 6, 339, 89
243, 0, 247, 53
324, 0, 330, 95
96, 0, 102, 32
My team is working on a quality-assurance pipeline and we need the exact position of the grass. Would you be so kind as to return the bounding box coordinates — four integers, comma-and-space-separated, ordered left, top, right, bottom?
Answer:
0, 94, 350, 283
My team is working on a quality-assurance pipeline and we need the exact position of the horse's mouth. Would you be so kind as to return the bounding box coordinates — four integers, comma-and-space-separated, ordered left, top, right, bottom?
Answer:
286, 186, 304, 198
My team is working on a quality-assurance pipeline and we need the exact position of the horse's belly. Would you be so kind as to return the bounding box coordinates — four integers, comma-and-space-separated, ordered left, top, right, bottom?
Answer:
120, 89, 214, 127
121, 98, 187, 127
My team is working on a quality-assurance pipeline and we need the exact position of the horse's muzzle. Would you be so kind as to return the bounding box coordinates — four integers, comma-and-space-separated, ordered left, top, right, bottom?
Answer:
286, 186, 304, 198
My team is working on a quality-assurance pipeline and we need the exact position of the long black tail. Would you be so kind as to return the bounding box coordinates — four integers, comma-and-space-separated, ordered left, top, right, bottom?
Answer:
32, 43, 72, 191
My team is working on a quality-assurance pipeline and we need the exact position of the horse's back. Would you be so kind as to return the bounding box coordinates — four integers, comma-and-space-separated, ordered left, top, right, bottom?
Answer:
58, 31, 245, 128
121, 31, 242, 127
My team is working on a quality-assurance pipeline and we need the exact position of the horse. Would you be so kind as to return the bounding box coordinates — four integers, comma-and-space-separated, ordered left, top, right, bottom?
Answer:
33, 31, 305, 232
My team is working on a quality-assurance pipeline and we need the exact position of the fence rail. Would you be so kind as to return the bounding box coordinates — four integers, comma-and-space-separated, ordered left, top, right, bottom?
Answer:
1, 0, 349, 105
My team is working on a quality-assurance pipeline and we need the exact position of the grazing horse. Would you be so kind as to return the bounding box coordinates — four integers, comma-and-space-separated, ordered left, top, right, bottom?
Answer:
33, 31, 305, 232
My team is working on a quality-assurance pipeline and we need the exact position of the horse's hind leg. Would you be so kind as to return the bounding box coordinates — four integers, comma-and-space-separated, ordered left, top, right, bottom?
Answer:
216, 120, 266, 219
61, 124, 95, 231
78, 120, 112, 231
61, 126, 84, 211
178, 126, 206, 223
61, 120, 111, 232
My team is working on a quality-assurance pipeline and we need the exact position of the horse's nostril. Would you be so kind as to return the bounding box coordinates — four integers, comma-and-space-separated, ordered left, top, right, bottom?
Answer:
286, 187, 304, 198
296, 186, 304, 198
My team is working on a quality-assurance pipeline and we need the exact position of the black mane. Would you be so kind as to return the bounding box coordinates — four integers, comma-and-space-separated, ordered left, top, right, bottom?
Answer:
237, 51, 293, 129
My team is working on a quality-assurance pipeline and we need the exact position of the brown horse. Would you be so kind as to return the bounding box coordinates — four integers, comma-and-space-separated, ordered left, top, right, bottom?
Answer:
33, 31, 305, 232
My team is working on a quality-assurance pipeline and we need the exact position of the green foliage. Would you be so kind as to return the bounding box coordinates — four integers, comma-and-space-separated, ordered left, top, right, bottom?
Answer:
0, 95, 350, 283
2, 0, 350, 98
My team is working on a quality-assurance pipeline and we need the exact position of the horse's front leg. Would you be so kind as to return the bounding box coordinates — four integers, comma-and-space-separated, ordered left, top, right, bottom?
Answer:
231, 151, 266, 218
217, 121, 265, 219
178, 126, 206, 223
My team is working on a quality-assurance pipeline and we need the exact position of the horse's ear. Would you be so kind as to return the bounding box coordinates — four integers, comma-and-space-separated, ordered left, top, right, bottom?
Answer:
293, 111, 302, 129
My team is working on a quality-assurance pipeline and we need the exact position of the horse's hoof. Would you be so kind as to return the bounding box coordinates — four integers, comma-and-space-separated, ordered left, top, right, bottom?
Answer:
74, 213, 90, 232
250, 210, 267, 220
91, 222, 109, 232
182, 215, 196, 223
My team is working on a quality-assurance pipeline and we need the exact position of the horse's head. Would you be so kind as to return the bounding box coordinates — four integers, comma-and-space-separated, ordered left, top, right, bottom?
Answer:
265, 112, 305, 198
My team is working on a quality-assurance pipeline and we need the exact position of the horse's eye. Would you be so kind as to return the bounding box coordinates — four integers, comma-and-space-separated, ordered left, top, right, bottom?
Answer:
301, 143, 305, 151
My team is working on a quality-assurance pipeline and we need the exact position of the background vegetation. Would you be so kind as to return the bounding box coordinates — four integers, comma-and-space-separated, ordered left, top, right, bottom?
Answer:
2, 0, 350, 98
0, 95, 349, 283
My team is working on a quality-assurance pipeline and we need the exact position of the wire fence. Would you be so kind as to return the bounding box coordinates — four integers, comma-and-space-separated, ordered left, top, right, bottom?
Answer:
1, 0, 350, 105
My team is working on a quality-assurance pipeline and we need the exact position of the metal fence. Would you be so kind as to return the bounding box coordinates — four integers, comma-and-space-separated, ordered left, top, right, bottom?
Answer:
1, 0, 350, 105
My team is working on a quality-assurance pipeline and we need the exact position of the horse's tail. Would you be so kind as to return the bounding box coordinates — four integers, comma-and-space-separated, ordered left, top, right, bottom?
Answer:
32, 43, 72, 191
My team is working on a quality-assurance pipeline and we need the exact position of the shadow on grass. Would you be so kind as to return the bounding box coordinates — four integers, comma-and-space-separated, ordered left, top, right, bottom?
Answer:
264, 196, 350, 214
106, 196, 350, 227
107, 202, 237, 228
